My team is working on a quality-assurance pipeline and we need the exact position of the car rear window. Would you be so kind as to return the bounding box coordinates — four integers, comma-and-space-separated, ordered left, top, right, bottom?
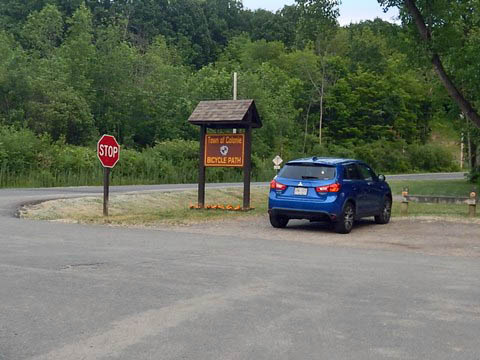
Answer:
278, 164, 336, 180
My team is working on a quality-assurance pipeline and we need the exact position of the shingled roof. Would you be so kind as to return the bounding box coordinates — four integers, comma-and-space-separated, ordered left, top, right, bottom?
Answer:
188, 100, 262, 129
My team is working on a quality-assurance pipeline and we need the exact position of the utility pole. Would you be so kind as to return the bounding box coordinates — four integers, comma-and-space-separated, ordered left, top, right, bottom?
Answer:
233, 72, 237, 101
233, 72, 237, 134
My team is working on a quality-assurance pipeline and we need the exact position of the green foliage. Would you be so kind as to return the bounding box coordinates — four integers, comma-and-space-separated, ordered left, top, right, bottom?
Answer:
0, 125, 460, 189
0, 1, 471, 188
0, 126, 42, 173
20, 4, 64, 57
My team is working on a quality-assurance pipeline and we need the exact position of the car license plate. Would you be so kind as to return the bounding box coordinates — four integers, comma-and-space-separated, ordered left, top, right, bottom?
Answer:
294, 187, 308, 196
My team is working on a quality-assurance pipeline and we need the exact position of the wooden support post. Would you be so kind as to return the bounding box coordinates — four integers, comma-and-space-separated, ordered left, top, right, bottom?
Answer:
198, 125, 206, 208
401, 187, 409, 216
401, 200, 409, 216
469, 191, 477, 218
103, 167, 110, 217
243, 125, 252, 210
469, 203, 476, 218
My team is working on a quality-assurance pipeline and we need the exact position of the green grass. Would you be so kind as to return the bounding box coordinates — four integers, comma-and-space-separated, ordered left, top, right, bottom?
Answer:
0, 166, 276, 189
21, 180, 480, 225
430, 118, 462, 166
392, 202, 478, 218
21, 187, 270, 226
388, 179, 477, 197
388, 179, 479, 219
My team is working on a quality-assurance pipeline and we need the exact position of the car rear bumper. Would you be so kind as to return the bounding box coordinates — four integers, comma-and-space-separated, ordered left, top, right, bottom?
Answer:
268, 190, 343, 221
268, 208, 338, 221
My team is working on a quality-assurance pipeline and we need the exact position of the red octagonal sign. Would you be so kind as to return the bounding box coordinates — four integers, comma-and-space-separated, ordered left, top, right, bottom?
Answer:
97, 134, 120, 168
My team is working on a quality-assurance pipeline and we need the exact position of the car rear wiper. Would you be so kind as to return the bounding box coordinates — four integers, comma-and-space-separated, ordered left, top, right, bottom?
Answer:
301, 176, 319, 179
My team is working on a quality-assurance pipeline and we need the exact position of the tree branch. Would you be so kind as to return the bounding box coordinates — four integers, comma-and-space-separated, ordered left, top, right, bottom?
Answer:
404, 0, 480, 128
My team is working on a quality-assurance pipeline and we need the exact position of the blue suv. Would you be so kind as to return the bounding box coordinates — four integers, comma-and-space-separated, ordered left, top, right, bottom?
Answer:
268, 157, 392, 234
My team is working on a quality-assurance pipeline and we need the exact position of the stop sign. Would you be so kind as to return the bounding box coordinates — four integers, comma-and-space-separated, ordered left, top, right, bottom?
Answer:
97, 134, 120, 168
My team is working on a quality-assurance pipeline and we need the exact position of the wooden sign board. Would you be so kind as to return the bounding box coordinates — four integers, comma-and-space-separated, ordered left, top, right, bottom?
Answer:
205, 134, 244, 167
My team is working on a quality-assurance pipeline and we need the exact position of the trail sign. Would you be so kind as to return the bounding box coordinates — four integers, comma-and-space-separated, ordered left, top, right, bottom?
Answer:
205, 134, 244, 167
97, 135, 120, 168
188, 100, 262, 210
273, 155, 283, 166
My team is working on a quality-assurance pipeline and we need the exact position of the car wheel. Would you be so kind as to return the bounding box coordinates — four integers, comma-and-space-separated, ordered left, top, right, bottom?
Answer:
269, 213, 289, 228
334, 202, 355, 234
375, 197, 392, 224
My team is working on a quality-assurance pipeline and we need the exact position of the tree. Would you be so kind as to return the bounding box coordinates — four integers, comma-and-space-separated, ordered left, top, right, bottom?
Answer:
20, 4, 64, 57
60, 4, 95, 99
378, 0, 480, 129
0, 31, 31, 126
295, 0, 340, 51
295, 0, 341, 145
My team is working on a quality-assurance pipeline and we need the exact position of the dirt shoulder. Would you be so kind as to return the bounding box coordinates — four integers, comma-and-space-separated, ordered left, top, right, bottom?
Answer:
164, 216, 480, 258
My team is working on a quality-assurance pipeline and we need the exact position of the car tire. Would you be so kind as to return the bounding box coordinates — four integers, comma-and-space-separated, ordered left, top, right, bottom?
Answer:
269, 213, 289, 228
375, 197, 392, 224
334, 202, 355, 234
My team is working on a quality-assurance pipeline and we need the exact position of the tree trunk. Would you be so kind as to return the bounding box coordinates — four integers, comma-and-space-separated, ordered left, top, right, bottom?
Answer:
467, 126, 472, 169
471, 142, 478, 169
319, 62, 325, 146
303, 100, 312, 154
404, 0, 480, 129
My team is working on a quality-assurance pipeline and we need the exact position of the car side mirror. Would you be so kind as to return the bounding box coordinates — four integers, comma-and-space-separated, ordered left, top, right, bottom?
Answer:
378, 174, 386, 182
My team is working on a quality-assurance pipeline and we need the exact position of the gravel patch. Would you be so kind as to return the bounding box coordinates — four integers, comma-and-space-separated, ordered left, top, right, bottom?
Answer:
165, 216, 480, 258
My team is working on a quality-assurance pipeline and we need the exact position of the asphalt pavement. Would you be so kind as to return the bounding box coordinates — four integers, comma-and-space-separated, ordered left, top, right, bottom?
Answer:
0, 172, 479, 360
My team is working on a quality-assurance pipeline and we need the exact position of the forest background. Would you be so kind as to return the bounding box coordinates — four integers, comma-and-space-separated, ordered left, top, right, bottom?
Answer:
0, 0, 479, 187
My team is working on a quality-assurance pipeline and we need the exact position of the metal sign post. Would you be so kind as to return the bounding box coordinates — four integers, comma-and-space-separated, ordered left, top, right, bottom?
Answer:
273, 155, 283, 174
103, 167, 110, 216
97, 134, 120, 216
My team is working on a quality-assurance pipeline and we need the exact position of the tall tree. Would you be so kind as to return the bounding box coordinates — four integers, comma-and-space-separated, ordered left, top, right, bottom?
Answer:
378, 0, 480, 129
295, 0, 341, 144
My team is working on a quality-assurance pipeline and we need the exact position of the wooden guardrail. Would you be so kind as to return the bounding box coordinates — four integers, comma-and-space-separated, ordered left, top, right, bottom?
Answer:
401, 187, 477, 217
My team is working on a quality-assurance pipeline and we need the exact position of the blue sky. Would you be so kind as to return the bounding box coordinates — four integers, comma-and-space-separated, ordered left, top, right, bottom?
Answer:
242, 0, 399, 26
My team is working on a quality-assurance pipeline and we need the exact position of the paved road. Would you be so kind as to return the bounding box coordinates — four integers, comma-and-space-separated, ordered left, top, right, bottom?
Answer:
1, 174, 479, 360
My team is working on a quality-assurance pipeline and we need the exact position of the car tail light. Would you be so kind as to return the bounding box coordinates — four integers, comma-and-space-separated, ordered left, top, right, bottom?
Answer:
315, 183, 341, 193
270, 179, 287, 191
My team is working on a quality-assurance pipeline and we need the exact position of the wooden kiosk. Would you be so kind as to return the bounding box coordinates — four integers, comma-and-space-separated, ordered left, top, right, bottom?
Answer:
188, 100, 262, 210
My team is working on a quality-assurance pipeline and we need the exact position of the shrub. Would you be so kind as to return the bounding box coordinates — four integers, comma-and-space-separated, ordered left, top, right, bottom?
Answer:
407, 143, 458, 173
0, 128, 463, 188
0, 126, 42, 173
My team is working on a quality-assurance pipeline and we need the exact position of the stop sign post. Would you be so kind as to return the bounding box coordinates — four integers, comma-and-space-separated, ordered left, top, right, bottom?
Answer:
97, 135, 120, 216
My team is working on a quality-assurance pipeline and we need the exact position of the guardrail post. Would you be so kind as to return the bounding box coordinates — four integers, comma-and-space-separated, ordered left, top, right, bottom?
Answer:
469, 191, 477, 218
401, 186, 409, 216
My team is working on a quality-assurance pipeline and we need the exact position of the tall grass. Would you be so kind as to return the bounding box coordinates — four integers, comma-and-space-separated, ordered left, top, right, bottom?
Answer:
0, 164, 276, 188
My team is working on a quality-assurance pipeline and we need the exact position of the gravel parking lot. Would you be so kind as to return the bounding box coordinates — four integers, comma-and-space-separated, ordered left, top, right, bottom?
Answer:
169, 216, 480, 258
